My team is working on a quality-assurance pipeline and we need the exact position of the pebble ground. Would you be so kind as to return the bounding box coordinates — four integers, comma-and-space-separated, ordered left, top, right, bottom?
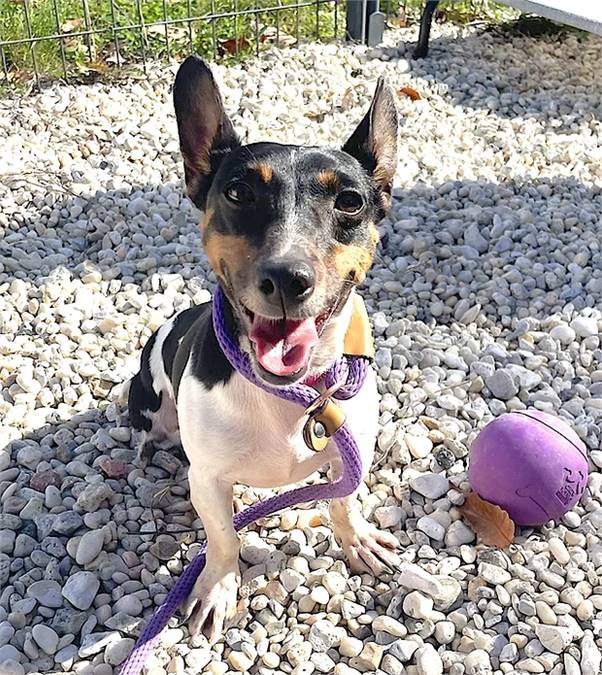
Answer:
0, 21, 601, 675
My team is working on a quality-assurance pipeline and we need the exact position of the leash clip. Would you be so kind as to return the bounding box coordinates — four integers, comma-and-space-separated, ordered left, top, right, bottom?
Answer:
303, 382, 346, 452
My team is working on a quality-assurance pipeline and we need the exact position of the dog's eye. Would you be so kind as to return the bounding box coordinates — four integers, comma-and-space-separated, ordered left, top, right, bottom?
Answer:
334, 191, 364, 215
225, 182, 254, 204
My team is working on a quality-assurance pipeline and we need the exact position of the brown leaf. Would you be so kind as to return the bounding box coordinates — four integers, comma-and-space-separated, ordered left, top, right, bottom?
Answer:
61, 18, 82, 33
399, 86, 422, 101
459, 490, 515, 548
218, 37, 251, 56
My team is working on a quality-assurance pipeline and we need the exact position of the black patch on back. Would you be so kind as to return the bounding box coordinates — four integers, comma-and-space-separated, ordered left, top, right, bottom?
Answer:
128, 331, 161, 432
161, 305, 208, 382
172, 298, 237, 398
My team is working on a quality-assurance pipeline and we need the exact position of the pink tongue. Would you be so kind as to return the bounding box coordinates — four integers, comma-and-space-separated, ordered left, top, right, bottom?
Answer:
250, 316, 319, 377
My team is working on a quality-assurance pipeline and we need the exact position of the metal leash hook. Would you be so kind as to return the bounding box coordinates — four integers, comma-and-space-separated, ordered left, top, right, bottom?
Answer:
303, 382, 346, 452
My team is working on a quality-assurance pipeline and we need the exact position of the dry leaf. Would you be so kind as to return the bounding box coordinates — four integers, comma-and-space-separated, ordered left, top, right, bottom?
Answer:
399, 86, 422, 101
459, 490, 515, 548
218, 37, 251, 56
61, 18, 83, 33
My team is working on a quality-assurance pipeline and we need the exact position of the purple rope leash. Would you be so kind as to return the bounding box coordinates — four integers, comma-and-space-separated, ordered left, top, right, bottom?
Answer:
120, 287, 369, 674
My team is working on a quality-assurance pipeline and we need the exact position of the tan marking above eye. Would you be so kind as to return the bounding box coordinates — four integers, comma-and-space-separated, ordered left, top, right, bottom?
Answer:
317, 169, 341, 190
254, 163, 273, 183
203, 230, 254, 279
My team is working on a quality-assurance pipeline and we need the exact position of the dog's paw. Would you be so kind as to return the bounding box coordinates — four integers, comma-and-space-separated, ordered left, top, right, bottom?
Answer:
337, 520, 400, 576
178, 564, 241, 644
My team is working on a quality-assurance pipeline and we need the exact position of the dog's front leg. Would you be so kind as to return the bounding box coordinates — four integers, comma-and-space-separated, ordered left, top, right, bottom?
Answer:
328, 445, 400, 576
330, 493, 400, 575
179, 469, 240, 643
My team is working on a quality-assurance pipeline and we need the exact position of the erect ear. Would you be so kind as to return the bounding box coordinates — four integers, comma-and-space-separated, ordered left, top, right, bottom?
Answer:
342, 78, 398, 204
173, 55, 240, 209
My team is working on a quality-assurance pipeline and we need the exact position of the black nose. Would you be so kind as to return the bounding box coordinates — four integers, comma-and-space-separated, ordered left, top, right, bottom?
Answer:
258, 259, 315, 305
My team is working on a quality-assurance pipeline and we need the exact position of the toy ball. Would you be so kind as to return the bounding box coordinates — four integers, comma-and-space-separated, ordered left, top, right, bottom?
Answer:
468, 410, 588, 526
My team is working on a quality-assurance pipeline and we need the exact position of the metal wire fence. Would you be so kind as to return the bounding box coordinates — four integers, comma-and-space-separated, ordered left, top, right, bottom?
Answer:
0, 0, 402, 89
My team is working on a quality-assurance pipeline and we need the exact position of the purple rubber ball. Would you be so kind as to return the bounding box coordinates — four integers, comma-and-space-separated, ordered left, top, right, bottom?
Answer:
468, 410, 588, 526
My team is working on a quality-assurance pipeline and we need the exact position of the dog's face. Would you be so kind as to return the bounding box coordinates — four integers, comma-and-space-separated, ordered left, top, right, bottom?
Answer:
174, 56, 397, 385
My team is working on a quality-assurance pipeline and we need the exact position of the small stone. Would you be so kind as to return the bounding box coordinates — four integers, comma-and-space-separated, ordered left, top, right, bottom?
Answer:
76, 484, 114, 512
227, 651, 254, 672
309, 619, 339, 652
550, 324, 576, 344
53, 511, 83, 535
104, 638, 135, 666
261, 652, 279, 668
389, 639, 418, 662
322, 572, 346, 595
13, 534, 37, 557
397, 563, 461, 609
0, 646, 22, 664
27, 580, 63, 608
31, 624, 59, 655
339, 636, 363, 657
281, 569, 304, 592
16, 446, 42, 469
535, 625, 574, 654
478, 562, 511, 585
403, 591, 434, 619
62, 571, 100, 610
500, 643, 519, 663
310, 586, 329, 605
571, 316, 598, 338
30, 470, 61, 492
76, 529, 105, 565
414, 645, 443, 675
417, 515, 445, 541
0, 660, 25, 675
353, 643, 384, 670
374, 505, 403, 529
410, 473, 449, 499
486, 370, 518, 400
55, 644, 78, 669
78, 631, 120, 658
381, 654, 404, 675
114, 595, 143, 616
516, 658, 545, 673
97, 457, 128, 479
372, 615, 407, 638
548, 537, 570, 565
445, 521, 475, 546
464, 649, 492, 674
405, 435, 433, 459
185, 649, 212, 671
434, 621, 455, 644
580, 631, 601, 673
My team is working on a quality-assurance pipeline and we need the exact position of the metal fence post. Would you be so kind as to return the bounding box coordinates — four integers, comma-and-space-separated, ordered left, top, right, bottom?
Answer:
346, 0, 385, 46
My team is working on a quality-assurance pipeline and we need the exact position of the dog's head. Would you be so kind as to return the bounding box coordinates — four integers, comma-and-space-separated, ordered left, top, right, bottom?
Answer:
174, 56, 397, 386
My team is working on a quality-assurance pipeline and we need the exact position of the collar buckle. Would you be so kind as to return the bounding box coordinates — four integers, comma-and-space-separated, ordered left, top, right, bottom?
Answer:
303, 384, 346, 452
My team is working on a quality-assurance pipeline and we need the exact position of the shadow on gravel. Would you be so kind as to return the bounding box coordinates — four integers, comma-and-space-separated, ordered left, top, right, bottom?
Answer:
385, 26, 602, 129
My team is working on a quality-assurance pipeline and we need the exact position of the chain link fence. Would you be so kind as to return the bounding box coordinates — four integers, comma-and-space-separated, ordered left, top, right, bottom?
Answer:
0, 1, 404, 89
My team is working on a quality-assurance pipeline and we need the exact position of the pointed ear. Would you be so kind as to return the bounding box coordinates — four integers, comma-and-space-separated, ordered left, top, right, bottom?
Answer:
173, 55, 240, 209
342, 78, 398, 203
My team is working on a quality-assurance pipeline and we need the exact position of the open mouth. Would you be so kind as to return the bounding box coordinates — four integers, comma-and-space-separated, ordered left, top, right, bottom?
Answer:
242, 305, 333, 379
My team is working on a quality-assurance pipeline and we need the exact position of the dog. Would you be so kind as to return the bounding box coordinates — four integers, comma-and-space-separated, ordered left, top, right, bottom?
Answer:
127, 55, 399, 643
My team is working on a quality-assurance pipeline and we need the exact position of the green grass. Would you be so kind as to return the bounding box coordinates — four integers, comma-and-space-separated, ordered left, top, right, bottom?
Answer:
0, 0, 517, 85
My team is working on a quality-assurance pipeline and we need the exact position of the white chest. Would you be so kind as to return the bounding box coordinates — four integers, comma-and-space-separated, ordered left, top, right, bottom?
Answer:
178, 368, 379, 489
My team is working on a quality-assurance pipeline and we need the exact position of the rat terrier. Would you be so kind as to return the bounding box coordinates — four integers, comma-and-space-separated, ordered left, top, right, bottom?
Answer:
127, 55, 399, 643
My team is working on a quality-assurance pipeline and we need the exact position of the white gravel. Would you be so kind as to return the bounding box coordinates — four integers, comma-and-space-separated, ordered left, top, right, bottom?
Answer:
1, 20, 602, 675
